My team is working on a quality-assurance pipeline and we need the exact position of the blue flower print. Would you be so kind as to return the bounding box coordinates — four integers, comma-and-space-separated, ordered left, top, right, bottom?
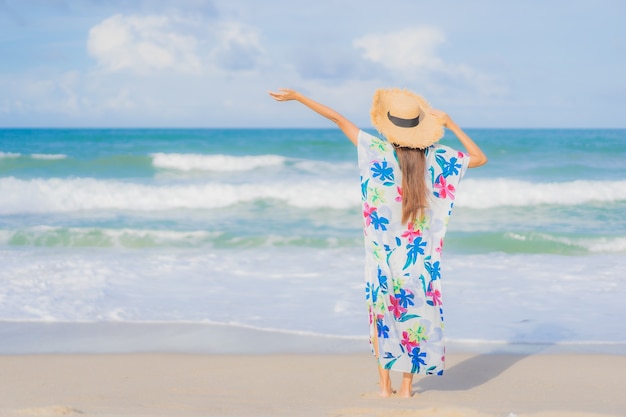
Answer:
395, 288, 415, 308
370, 211, 389, 231
424, 259, 441, 281
371, 160, 394, 185
377, 266, 389, 293
436, 153, 462, 178
361, 177, 369, 200
377, 316, 390, 338
409, 346, 428, 373
365, 281, 377, 303
403, 237, 427, 269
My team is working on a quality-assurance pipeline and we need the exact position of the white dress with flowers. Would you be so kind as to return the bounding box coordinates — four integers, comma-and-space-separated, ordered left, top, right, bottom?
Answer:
358, 130, 469, 375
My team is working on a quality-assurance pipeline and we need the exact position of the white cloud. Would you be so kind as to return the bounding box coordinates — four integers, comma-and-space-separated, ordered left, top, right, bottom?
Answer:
103, 87, 136, 111
87, 14, 202, 74
0, 13, 268, 126
210, 21, 265, 71
353, 27, 507, 99
87, 14, 266, 75
353, 27, 446, 73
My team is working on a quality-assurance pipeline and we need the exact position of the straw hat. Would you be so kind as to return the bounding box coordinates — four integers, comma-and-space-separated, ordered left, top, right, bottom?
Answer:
370, 88, 444, 149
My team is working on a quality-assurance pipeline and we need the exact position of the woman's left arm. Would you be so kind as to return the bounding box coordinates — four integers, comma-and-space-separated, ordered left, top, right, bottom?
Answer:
430, 109, 488, 168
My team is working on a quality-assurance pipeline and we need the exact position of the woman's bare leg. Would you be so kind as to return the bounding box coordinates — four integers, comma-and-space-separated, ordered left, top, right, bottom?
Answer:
377, 364, 393, 397
399, 372, 414, 398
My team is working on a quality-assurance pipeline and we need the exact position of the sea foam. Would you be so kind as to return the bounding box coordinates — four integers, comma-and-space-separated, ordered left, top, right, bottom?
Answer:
502, 232, 626, 254
31, 153, 67, 160
0, 227, 220, 248
0, 176, 358, 213
0, 151, 20, 158
1, 176, 624, 214
0, 152, 67, 159
457, 178, 626, 208
151, 153, 286, 172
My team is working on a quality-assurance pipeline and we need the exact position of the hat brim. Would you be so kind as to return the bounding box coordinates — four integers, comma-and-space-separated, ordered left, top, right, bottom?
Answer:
370, 88, 444, 149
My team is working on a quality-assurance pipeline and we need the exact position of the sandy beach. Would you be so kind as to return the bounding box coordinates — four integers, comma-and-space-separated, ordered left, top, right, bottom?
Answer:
1, 352, 624, 417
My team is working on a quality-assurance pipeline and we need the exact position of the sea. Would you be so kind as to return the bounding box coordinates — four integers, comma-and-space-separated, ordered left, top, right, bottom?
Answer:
0, 128, 625, 354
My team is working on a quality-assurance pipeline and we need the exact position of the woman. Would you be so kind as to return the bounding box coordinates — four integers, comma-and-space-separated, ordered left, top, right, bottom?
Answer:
269, 87, 487, 397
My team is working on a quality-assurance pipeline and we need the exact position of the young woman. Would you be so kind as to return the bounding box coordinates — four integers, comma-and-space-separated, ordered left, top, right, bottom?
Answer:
269, 87, 487, 397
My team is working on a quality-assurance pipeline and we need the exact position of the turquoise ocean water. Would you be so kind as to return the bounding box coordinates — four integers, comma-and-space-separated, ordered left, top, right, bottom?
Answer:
1, 128, 625, 352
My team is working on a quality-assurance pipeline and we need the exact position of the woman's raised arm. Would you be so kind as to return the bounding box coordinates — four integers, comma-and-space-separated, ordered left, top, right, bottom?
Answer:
269, 88, 360, 146
429, 109, 488, 168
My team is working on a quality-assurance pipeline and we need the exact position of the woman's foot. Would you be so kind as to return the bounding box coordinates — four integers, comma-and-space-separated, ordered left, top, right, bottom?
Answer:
397, 387, 414, 398
378, 376, 394, 397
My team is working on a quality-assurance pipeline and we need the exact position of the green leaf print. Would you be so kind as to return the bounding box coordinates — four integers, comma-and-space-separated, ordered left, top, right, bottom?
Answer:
383, 357, 398, 370
398, 314, 420, 322
370, 137, 390, 152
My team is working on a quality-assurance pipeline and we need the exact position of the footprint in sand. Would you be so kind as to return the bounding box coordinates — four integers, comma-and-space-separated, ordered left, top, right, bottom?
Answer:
11, 406, 84, 416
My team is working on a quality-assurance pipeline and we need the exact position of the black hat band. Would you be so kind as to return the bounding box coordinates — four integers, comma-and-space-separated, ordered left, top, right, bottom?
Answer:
387, 111, 420, 128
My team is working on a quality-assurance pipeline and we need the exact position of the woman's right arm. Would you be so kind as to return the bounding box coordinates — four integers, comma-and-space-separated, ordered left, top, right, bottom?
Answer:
269, 88, 360, 146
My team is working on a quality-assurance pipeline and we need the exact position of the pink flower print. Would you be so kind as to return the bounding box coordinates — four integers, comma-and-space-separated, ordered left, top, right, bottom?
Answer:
363, 203, 376, 226
426, 288, 443, 306
395, 186, 402, 202
401, 331, 420, 352
401, 222, 422, 243
434, 175, 456, 200
435, 237, 444, 254
388, 295, 407, 319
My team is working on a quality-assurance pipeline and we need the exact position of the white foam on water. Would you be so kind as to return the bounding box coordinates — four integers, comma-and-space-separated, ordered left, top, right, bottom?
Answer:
0, 152, 67, 159
30, 153, 67, 160
0, 176, 360, 213
2, 176, 624, 215
0, 151, 20, 158
458, 178, 626, 208
0, 226, 221, 248
504, 232, 626, 254
151, 152, 286, 172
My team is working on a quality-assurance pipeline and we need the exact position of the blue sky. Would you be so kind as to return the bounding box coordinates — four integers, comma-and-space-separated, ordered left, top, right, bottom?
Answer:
0, 0, 624, 128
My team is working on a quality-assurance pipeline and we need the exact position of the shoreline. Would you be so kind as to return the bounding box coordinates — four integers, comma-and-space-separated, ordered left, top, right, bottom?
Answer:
2, 321, 625, 356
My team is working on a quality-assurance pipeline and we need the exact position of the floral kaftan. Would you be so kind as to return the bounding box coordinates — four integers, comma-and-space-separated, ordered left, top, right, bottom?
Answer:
358, 130, 469, 375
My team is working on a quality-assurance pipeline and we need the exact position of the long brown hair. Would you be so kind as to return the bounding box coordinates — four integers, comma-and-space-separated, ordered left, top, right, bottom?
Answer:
395, 146, 428, 224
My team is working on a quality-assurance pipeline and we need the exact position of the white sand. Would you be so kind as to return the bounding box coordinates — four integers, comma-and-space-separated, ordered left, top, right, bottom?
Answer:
0, 353, 624, 417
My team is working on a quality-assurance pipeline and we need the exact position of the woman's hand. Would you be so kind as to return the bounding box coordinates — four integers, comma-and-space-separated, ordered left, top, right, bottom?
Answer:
268, 88, 300, 102
428, 109, 452, 127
